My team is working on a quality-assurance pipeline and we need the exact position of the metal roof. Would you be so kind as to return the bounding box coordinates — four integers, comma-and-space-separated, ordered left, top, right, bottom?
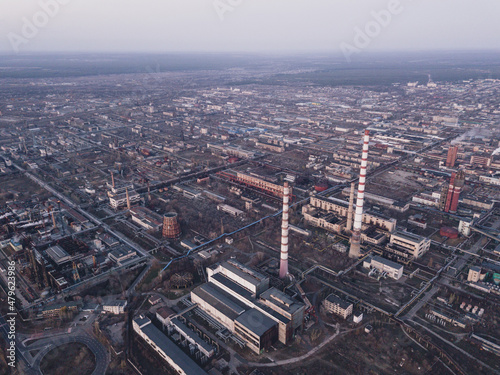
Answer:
135, 318, 208, 375
235, 308, 277, 337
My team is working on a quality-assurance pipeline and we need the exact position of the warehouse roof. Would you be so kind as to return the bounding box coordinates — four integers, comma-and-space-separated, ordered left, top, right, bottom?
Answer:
46, 245, 72, 265
192, 283, 246, 320
235, 308, 277, 337
135, 318, 208, 375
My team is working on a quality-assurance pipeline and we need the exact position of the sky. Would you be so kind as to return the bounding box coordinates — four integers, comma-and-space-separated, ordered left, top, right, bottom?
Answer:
1, 0, 499, 54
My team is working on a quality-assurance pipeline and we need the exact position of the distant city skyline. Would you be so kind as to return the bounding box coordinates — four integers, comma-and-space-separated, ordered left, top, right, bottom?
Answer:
1, 0, 500, 54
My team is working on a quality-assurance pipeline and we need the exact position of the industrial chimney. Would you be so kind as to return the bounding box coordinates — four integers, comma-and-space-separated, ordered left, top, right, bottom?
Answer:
110, 171, 115, 189
346, 182, 355, 232
279, 182, 291, 278
349, 130, 370, 259
126, 188, 131, 210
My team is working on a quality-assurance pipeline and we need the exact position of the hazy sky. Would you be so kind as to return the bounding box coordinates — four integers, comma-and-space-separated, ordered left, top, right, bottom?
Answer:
1, 0, 499, 54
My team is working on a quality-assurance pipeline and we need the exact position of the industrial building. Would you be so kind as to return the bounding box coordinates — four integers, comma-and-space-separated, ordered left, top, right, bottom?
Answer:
107, 183, 141, 209
46, 245, 73, 266
363, 255, 404, 280
133, 316, 208, 375
130, 206, 163, 231
168, 318, 215, 358
207, 143, 256, 159
323, 294, 353, 319
217, 169, 286, 198
234, 309, 278, 354
207, 259, 270, 296
217, 204, 245, 217
305, 196, 396, 232
191, 260, 305, 354
108, 246, 137, 265
103, 300, 127, 314
468, 266, 481, 282
389, 231, 431, 259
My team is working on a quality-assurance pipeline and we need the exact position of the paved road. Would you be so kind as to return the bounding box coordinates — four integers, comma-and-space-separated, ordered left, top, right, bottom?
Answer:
247, 324, 341, 368
16, 165, 150, 258
19, 330, 109, 375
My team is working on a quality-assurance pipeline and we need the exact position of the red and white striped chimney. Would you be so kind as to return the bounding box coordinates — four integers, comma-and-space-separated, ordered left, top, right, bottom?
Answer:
349, 130, 370, 258
346, 181, 355, 232
279, 182, 291, 278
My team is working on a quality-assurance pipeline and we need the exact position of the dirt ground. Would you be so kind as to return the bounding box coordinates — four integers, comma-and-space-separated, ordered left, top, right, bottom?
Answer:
238, 321, 435, 375
40, 342, 96, 375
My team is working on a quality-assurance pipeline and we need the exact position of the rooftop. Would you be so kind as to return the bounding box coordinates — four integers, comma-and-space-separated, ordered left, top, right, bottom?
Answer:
46, 245, 72, 265
235, 308, 277, 337
325, 294, 352, 310
192, 283, 247, 320
371, 255, 404, 271
171, 318, 214, 353
260, 287, 304, 315
222, 259, 268, 286
134, 317, 208, 375
392, 230, 427, 243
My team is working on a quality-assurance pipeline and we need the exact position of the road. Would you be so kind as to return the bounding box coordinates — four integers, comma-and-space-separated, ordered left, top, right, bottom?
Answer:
17, 328, 109, 375
410, 320, 498, 374
247, 324, 344, 367
15, 164, 150, 258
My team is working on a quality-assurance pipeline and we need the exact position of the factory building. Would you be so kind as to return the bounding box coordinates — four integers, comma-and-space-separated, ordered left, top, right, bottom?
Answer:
207, 260, 269, 296
234, 309, 278, 354
133, 316, 208, 375
467, 266, 482, 282
389, 231, 431, 259
305, 196, 396, 232
191, 283, 247, 332
217, 204, 245, 217
108, 188, 141, 209
108, 246, 137, 265
363, 255, 404, 280
217, 170, 286, 198
259, 287, 305, 339
103, 300, 127, 314
130, 206, 163, 231
168, 318, 215, 358
207, 143, 256, 159
46, 245, 73, 266
191, 260, 305, 354
323, 294, 353, 319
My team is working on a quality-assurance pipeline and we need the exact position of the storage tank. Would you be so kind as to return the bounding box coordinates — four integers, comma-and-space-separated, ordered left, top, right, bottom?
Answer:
314, 180, 329, 192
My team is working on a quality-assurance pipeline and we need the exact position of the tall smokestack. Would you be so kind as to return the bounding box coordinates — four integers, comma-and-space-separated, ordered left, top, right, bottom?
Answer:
51, 210, 57, 228
349, 130, 370, 259
126, 188, 131, 210
279, 182, 291, 279
111, 171, 115, 189
346, 182, 355, 232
